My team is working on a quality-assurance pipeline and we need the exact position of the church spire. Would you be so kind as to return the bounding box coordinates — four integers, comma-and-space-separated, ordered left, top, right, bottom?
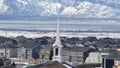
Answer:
52, 16, 63, 47
56, 16, 60, 44
52, 6, 63, 62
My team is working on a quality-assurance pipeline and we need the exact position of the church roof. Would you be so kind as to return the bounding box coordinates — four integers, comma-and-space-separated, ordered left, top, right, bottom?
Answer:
24, 61, 74, 68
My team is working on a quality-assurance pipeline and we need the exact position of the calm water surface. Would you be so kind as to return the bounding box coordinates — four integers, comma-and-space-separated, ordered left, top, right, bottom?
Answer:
0, 20, 120, 31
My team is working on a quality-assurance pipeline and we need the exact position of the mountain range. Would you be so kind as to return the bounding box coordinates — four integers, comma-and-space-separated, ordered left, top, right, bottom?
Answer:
0, 0, 120, 20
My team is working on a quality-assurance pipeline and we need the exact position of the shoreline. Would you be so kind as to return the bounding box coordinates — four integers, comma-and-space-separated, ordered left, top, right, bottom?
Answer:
0, 29, 120, 33
0, 30, 120, 39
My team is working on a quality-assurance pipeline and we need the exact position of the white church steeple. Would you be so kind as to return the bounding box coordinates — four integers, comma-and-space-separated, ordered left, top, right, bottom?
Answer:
52, 15, 63, 62
52, 17, 63, 47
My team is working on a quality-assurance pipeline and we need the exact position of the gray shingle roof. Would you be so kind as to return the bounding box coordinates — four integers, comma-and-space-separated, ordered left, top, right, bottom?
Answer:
18, 39, 41, 49
0, 45, 18, 48
19, 42, 39, 49
105, 51, 120, 60
63, 46, 91, 52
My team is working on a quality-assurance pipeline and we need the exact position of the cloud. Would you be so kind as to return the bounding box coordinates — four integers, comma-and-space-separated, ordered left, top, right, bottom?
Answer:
39, 2, 62, 16
97, 0, 120, 5
0, 0, 8, 14
61, 2, 116, 18
1, 0, 120, 18
61, 6, 77, 16
76, 2, 116, 18
17, 0, 28, 6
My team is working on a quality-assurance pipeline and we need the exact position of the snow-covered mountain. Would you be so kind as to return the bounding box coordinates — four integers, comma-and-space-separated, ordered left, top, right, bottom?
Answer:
0, 0, 120, 19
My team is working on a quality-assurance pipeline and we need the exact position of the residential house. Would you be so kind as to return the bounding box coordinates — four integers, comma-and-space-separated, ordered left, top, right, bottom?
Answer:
113, 59, 120, 68
39, 45, 94, 66
85, 49, 110, 65
18, 41, 41, 59
62, 46, 94, 66
112, 48, 120, 68
39, 45, 52, 63
0, 45, 18, 58
92, 37, 116, 51
102, 51, 120, 68
0, 56, 15, 68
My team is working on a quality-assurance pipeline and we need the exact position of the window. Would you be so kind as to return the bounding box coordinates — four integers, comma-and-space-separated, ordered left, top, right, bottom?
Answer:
69, 56, 72, 62
0, 53, 4, 56
47, 51, 50, 54
22, 54, 24, 57
42, 55, 45, 59
78, 53, 82, 56
118, 61, 120, 66
28, 54, 31, 56
41, 50, 44, 53
27, 49, 31, 51
55, 48, 59, 56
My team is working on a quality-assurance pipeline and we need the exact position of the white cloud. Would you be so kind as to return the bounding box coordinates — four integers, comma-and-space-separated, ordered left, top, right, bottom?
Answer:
39, 1, 117, 18
97, 0, 120, 5
40, 2, 62, 16
39, 1, 49, 7
1, 0, 120, 18
77, 2, 92, 9
62, 6, 77, 16
75, 2, 116, 18
0, 0, 8, 14
0, 0, 4, 6
17, 0, 28, 6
